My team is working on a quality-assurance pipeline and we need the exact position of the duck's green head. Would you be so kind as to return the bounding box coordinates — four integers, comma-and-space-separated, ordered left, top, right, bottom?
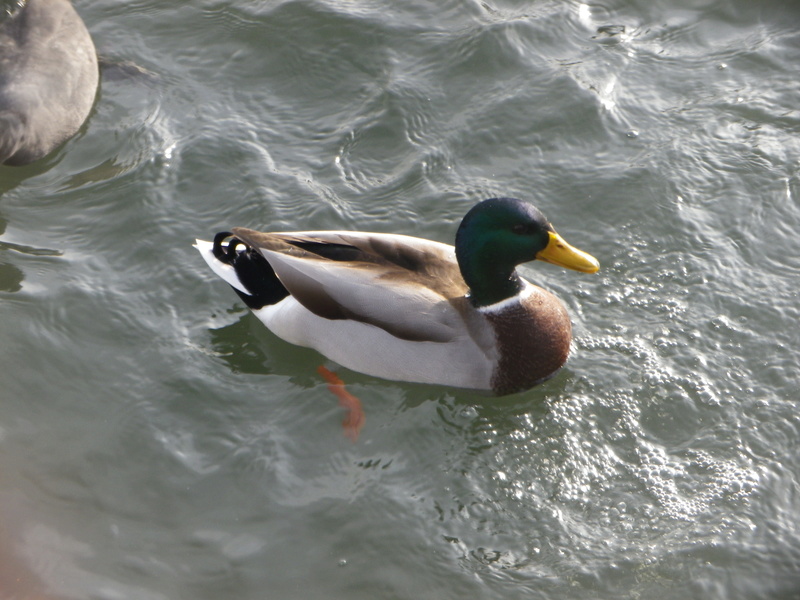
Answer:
455, 198, 599, 307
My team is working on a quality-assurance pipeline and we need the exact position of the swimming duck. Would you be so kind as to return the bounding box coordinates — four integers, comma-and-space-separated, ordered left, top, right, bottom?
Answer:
0, 0, 98, 166
195, 198, 599, 395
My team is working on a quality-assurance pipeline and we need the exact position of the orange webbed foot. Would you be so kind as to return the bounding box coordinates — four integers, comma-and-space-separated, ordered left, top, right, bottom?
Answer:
317, 365, 365, 442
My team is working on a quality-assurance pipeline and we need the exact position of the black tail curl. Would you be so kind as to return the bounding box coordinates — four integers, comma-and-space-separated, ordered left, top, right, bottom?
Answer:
213, 231, 240, 263
211, 231, 289, 310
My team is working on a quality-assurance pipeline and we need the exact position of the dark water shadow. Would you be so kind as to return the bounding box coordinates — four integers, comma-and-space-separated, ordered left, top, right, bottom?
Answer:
0, 157, 59, 196
0, 212, 22, 292
208, 312, 328, 388
0, 261, 23, 293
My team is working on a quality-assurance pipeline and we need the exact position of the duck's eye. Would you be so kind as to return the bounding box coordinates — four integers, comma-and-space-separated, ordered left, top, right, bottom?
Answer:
511, 224, 530, 235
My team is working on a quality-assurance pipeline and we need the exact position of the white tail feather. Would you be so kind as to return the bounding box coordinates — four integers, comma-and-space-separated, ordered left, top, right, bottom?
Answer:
193, 239, 251, 295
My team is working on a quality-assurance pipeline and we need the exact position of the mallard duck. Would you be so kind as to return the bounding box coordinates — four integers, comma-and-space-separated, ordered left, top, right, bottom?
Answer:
195, 198, 599, 395
0, 0, 98, 166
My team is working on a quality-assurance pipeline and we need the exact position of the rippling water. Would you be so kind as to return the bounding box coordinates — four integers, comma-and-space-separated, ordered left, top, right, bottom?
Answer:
1, 0, 800, 598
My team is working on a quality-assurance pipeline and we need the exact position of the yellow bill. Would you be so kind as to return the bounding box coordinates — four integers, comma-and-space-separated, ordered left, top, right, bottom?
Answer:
536, 231, 600, 273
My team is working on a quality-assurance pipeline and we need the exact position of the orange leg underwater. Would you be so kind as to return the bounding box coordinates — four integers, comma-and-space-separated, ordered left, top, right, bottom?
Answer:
317, 365, 365, 442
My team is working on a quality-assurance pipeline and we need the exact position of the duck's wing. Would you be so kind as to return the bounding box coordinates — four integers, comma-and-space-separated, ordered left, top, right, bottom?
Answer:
231, 228, 471, 343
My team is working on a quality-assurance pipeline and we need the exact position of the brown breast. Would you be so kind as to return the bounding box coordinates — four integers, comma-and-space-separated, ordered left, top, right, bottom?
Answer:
485, 287, 572, 395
